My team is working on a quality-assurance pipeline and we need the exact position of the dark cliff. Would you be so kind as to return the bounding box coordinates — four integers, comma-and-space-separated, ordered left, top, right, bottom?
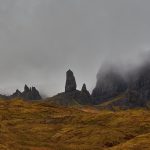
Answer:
92, 65, 127, 104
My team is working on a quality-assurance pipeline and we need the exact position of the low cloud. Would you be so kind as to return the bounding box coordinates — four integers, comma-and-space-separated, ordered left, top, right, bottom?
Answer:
0, 0, 150, 96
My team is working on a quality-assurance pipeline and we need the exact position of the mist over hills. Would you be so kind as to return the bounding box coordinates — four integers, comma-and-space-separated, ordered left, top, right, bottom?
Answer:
1, 51, 150, 109
0, 1, 150, 149
1, 64, 150, 150
92, 56, 150, 108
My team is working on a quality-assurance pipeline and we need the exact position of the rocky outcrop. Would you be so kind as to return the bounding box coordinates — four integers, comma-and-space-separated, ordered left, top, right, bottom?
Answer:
11, 85, 42, 100
12, 89, 22, 98
48, 70, 92, 106
92, 67, 127, 104
31, 87, 42, 100
50, 90, 92, 106
81, 83, 91, 97
65, 70, 77, 92
22, 85, 42, 100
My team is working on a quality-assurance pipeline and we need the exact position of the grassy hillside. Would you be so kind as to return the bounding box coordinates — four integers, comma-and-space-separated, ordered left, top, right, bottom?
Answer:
0, 99, 150, 150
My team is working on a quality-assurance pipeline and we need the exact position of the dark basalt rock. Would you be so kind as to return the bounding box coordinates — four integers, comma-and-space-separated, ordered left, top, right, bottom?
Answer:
92, 61, 150, 107
22, 85, 42, 100
50, 90, 92, 106
11, 85, 42, 100
12, 89, 22, 98
128, 62, 150, 104
81, 83, 91, 97
22, 85, 31, 99
65, 70, 77, 92
92, 68, 127, 104
31, 87, 42, 100
24, 84, 30, 92
48, 70, 92, 106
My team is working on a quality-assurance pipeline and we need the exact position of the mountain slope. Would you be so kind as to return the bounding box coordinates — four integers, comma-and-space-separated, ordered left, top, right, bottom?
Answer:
92, 62, 150, 107
92, 64, 127, 104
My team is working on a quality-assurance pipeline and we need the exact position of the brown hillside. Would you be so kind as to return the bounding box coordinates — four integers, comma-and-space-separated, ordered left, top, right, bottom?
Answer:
0, 99, 150, 150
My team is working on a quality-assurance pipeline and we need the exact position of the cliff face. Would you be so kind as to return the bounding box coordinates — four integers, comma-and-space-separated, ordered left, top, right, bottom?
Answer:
127, 63, 150, 105
92, 62, 150, 106
92, 66, 127, 103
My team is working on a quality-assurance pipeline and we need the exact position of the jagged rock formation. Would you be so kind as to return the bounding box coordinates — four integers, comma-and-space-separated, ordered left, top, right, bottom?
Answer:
47, 70, 92, 106
81, 83, 91, 97
12, 89, 22, 98
11, 85, 42, 100
65, 70, 77, 92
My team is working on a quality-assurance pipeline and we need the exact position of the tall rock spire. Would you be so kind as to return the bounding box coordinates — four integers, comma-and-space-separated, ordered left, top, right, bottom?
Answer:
65, 69, 77, 92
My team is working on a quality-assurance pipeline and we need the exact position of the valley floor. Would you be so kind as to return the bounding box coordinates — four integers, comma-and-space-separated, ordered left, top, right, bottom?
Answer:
0, 99, 150, 150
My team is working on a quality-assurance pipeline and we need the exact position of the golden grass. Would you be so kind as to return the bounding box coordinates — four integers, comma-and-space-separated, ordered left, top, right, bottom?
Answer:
0, 99, 150, 150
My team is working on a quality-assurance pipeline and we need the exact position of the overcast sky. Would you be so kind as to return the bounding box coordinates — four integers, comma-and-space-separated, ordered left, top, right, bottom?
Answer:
0, 0, 150, 96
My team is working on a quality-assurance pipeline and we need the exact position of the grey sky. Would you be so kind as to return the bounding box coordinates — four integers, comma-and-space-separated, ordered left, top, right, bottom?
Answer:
0, 0, 150, 96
